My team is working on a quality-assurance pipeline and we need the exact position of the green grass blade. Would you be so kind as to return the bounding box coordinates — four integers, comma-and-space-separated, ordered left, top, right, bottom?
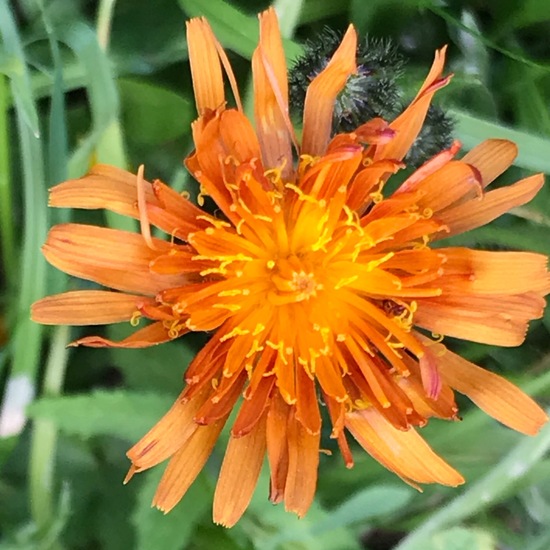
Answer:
452, 109, 550, 174
0, 0, 47, 440
0, 75, 16, 287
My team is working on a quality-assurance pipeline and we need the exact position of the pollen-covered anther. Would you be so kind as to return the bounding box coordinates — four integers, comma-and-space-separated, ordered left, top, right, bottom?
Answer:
219, 326, 250, 342
130, 311, 141, 327
334, 275, 358, 290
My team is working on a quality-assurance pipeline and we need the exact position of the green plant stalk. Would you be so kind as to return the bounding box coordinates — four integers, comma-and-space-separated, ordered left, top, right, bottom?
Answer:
96, 0, 117, 50
0, 74, 16, 288
95, 0, 135, 233
29, 325, 71, 534
395, 413, 550, 550
0, 0, 47, 439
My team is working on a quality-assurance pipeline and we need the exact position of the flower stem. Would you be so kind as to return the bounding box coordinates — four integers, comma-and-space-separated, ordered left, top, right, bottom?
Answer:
96, 0, 117, 50
29, 325, 71, 534
395, 413, 550, 550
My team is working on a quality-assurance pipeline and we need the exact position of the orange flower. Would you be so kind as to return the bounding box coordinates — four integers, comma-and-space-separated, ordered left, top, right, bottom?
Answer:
32, 8, 549, 526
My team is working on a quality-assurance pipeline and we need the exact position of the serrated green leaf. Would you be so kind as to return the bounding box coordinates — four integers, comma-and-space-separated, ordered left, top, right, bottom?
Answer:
133, 469, 211, 550
28, 390, 172, 441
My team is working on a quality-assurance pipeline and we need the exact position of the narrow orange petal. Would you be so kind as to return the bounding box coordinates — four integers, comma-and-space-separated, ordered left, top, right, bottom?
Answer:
194, 371, 246, 425
346, 408, 464, 487
425, 339, 549, 435
266, 392, 290, 504
374, 46, 450, 163
436, 173, 544, 239
397, 365, 458, 420
42, 224, 186, 295
325, 395, 354, 468
284, 410, 320, 517
213, 413, 267, 527
50, 165, 207, 239
126, 388, 208, 472
346, 160, 403, 212
415, 293, 545, 346
218, 110, 263, 162
439, 248, 549, 295
461, 139, 518, 188
419, 347, 442, 400
72, 321, 178, 348
186, 18, 225, 115
252, 8, 294, 175
232, 375, 275, 437
31, 290, 154, 325
295, 363, 322, 435
153, 419, 226, 513
301, 25, 357, 156
189, 110, 263, 224
397, 160, 481, 213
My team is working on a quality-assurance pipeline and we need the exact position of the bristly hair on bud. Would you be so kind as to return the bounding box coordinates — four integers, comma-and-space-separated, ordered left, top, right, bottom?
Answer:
404, 104, 455, 168
289, 29, 405, 131
288, 28, 455, 167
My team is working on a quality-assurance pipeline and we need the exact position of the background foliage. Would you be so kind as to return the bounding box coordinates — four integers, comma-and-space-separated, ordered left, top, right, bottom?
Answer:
1, 0, 550, 548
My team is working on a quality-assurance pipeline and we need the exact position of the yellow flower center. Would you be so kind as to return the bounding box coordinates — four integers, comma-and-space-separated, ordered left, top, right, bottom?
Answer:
269, 255, 321, 304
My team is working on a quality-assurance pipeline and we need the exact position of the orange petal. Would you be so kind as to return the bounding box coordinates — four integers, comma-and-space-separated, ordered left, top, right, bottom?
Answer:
190, 110, 263, 223
153, 419, 226, 513
284, 410, 320, 517
213, 413, 267, 527
439, 247, 549, 295
194, 371, 246, 425
50, 165, 207, 239
266, 392, 290, 504
325, 395, 354, 468
50, 164, 154, 214
232, 375, 275, 437
436, 173, 544, 238
186, 18, 225, 115
397, 160, 481, 213
461, 139, 518, 188
419, 347, 442, 400
415, 292, 546, 346
295, 363, 322, 435
397, 365, 458, 421
425, 339, 548, 435
346, 407, 464, 487
301, 25, 357, 156
72, 321, 177, 348
397, 140, 461, 192
354, 118, 397, 144
252, 8, 294, 175
374, 47, 450, 163
346, 160, 403, 212
31, 290, 154, 325
126, 387, 208, 472
43, 223, 186, 295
